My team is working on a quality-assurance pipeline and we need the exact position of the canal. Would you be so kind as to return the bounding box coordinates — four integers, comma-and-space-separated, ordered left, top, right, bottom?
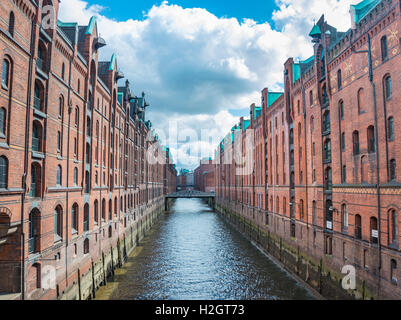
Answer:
95, 198, 315, 300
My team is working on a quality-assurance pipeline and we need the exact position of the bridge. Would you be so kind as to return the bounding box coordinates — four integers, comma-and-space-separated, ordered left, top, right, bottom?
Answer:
165, 190, 215, 210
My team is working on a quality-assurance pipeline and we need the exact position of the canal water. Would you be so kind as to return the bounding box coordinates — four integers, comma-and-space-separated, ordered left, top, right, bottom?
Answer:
95, 198, 315, 300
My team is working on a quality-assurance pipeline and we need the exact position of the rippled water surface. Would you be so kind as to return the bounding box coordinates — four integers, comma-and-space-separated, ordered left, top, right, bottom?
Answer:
98, 199, 315, 300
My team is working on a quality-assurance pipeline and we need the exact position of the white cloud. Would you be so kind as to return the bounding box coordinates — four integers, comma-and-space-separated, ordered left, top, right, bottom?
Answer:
59, 0, 359, 169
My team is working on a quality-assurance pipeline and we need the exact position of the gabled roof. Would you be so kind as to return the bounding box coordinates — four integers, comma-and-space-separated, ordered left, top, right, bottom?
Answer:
309, 24, 321, 37
351, 0, 380, 24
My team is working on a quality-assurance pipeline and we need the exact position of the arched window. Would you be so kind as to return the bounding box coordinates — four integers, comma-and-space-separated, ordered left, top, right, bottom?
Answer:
28, 209, 40, 254
390, 159, 396, 181
342, 204, 348, 231
37, 42, 46, 71
388, 117, 394, 141
367, 125, 375, 153
58, 96, 64, 118
391, 259, 397, 284
54, 205, 63, 240
323, 111, 330, 132
0, 156, 8, 189
73, 168, 78, 186
353, 131, 360, 155
83, 238, 89, 254
339, 100, 344, 120
384, 75, 392, 100
389, 210, 398, 246
75, 107, 79, 127
61, 63, 65, 80
56, 165, 62, 186
2, 59, 10, 89
72, 203, 79, 233
370, 217, 378, 244
30, 163, 41, 198
357, 88, 364, 114
325, 167, 332, 190
355, 214, 362, 240
86, 143, 91, 164
324, 139, 331, 161
313, 201, 317, 225
381, 36, 388, 61
34, 81, 43, 110
337, 69, 342, 90
94, 200, 99, 225
83, 204, 89, 232
8, 12, 15, 37
342, 165, 347, 183
0, 107, 6, 137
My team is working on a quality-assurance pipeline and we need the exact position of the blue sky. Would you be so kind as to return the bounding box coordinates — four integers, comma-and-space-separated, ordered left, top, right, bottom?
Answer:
86, 0, 277, 24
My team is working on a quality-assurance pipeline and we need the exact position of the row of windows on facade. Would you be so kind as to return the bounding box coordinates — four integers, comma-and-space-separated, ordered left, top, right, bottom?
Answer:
27, 195, 144, 255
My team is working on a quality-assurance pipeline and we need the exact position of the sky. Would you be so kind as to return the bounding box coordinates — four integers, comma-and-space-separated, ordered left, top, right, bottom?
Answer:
58, 0, 361, 170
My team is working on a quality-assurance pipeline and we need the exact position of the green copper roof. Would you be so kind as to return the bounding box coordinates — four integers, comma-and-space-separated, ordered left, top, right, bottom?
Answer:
351, 0, 380, 24
243, 120, 251, 131
117, 92, 123, 105
267, 92, 283, 108
309, 24, 321, 37
292, 63, 301, 83
300, 55, 314, 64
85, 16, 97, 35
57, 20, 77, 28
109, 54, 116, 71
254, 107, 262, 120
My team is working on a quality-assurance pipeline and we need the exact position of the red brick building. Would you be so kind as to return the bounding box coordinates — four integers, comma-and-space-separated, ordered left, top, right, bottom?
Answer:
0, 0, 176, 300
215, 0, 401, 299
194, 158, 215, 193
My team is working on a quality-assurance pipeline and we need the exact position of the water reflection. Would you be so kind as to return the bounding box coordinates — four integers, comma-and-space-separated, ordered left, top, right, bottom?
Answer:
97, 198, 314, 300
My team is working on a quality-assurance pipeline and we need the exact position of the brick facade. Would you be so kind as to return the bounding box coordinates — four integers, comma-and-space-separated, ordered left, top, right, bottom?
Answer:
0, 0, 176, 299
214, 0, 401, 299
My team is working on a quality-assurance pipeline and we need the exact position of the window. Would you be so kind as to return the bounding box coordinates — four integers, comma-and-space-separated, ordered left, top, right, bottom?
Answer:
323, 111, 330, 132
391, 260, 397, 285
83, 204, 89, 232
56, 165, 62, 186
355, 214, 362, 240
108, 225, 112, 238
34, 81, 43, 110
388, 117, 394, 141
310, 116, 315, 132
32, 121, 42, 152
37, 43, 46, 71
299, 199, 304, 221
370, 217, 378, 244
30, 163, 41, 198
342, 204, 348, 230
0, 156, 8, 189
0, 107, 6, 137
389, 210, 398, 245
75, 107, 79, 127
367, 126, 375, 153
337, 69, 342, 90
54, 206, 63, 240
325, 167, 332, 191
73, 167, 78, 186
309, 90, 313, 106
342, 165, 347, 183
384, 75, 392, 100
339, 100, 344, 120
28, 209, 40, 254
61, 63, 65, 80
357, 88, 364, 114
94, 200, 99, 225
353, 131, 360, 155
313, 201, 317, 225
83, 238, 89, 254
341, 132, 345, 152
322, 83, 328, 105
390, 159, 396, 181
324, 139, 331, 161
381, 36, 388, 61
2, 59, 10, 89
57, 131, 61, 153
361, 156, 368, 183
72, 204, 78, 233
8, 12, 15, 37
58, 96, 63, 118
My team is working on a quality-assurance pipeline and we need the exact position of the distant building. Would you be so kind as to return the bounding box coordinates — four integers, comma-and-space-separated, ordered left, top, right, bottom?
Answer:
194, 158, 215, 193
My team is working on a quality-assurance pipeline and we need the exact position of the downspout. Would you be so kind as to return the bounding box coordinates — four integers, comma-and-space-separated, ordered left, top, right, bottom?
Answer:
367, 33, 382, 298
21, 18, 37, 301
65, 51, 74, 291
